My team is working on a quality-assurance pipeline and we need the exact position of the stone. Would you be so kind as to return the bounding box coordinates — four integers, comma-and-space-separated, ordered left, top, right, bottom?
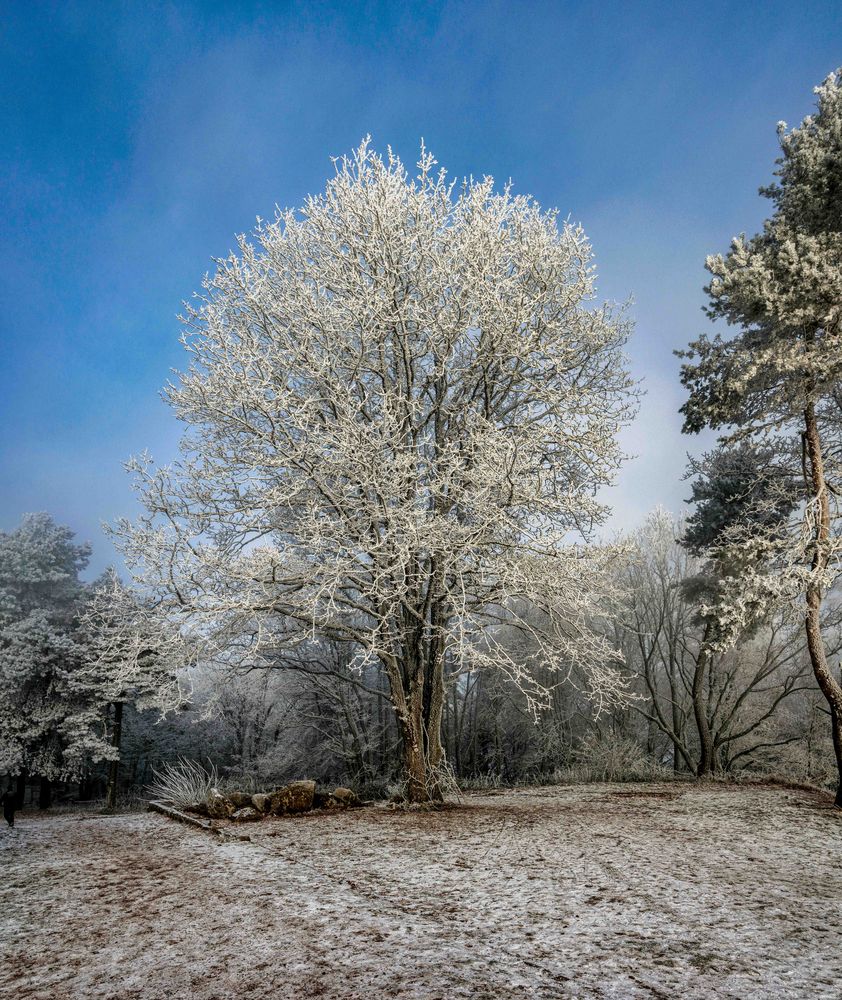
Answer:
228, 791, 254, 809
251, 792, 272, 813
231, 806, 262, 822
206, 788, 236, 819
269, 779, 316, 815
332, 786, 360, 806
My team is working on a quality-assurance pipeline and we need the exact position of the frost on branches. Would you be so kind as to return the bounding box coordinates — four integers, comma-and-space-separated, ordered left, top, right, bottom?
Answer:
79, 571, 190, 807
80, 570, 187, 718
115, 141, 637, 801
678, 70, 842, 803
0, 513, 100, 780
0, 514, 187, 785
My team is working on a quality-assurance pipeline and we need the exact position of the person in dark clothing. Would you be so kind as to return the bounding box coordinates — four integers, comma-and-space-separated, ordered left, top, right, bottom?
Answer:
1, 788, 16, 827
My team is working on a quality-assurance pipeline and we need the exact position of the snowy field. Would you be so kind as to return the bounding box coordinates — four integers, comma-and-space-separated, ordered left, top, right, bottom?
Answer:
1, 783, 840, 999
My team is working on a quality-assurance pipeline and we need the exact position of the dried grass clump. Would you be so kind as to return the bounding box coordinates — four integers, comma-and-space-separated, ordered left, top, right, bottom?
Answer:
147, 758, 218, 808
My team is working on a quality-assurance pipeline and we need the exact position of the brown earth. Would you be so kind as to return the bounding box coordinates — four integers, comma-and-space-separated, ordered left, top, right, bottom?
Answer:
1, 783, 840, 999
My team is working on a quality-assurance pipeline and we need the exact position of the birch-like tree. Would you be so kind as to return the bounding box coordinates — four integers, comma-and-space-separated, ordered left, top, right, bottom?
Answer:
679, 69, 842, 804
115, 141, 637, 801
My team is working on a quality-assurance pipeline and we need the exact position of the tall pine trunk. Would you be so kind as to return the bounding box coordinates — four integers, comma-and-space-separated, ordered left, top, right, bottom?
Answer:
106, 701, 124, 812
802, 401, 842, 807
38, 777, 52, 810
693, 625, 715, 777
14, 771, 27, 809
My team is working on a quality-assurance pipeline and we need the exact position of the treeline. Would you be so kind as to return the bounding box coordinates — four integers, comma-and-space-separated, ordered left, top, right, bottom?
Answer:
171, 511, 837, 795
2, 507, 838, 808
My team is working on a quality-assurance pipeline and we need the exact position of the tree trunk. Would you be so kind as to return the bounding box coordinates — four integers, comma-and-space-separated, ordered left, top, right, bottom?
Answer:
667, 647, 684, 772
38, 777, 52, 810
402, 717, 429, 802
802, 400, 842, 807
452, 681, 462, 776
399, 651, 432, 803
422, 642, 446, 799
693, 626, 715, 777
15, 771, 27, 809
384, 651, 426, 803
831, 709, 842, 809
106, 701, 124, 812
388, 637, 447, 803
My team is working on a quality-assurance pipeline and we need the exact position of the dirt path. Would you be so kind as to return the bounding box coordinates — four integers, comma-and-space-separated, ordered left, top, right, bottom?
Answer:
1, 783, 840, 999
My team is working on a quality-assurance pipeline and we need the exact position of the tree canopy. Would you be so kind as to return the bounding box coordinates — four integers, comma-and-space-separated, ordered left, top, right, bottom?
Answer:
115, 141, 637, 800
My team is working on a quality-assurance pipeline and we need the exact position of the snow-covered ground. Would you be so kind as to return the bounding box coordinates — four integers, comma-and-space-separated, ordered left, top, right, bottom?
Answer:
1, 783, 840, 999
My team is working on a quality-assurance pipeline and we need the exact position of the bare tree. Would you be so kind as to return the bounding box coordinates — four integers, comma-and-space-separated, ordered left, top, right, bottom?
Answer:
619, 509, 817, 776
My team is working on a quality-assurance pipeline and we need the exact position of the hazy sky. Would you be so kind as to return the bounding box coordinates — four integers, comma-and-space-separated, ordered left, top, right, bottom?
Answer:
2, 1, 840, 574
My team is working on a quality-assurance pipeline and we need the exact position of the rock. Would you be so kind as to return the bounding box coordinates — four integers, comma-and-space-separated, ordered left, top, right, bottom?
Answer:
332, 786, 360, 807
207, 788, 236, 819
231, 806, 262, 822
269, 779, 316, 815
251, 793, 272, 813
186, 800, 209, 816
228, 791, 254, 809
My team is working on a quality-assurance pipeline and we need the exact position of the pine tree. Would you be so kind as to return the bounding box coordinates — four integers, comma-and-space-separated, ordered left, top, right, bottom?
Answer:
0, 513, 92, 785
679, 70, 842, 804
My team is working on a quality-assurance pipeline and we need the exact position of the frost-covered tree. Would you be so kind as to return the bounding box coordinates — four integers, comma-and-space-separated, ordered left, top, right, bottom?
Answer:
115, 141, 637, 801
0, 513, 92, 786
679, 69, 842, 803
616, 509, 704, 771
0, 516, 186, 800
80, 571, 188, 808
680, 447, 803, 775
683, 443, 798, 557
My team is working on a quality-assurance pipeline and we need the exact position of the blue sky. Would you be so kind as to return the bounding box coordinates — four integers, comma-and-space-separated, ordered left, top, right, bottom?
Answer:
1, 1, 840, 574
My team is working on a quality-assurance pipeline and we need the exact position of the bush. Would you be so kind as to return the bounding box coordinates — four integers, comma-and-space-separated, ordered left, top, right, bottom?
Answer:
571, 733, 659, 782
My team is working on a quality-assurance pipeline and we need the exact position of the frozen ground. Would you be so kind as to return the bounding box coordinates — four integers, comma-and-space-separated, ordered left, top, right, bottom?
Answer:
1, 783, 840, 999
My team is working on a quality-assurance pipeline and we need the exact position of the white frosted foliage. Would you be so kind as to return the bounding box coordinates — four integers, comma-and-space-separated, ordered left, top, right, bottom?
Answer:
114, 141, 637, 794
